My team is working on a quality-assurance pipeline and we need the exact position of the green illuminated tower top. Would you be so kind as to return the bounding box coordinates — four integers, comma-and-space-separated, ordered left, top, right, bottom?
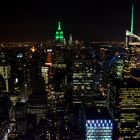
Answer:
131, 2, 134, 33
55, 21, 64, 42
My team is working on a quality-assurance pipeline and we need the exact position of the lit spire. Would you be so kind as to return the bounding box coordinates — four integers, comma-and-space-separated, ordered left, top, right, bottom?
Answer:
131, 2, 134, 33
55, 21, 64, 42
58, 21, 61, 30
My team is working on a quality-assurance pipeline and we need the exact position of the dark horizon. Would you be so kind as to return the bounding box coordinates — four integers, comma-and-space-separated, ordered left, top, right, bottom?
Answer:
0, 0, 140, 42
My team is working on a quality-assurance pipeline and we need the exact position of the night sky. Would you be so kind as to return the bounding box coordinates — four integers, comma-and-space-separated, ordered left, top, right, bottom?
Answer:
0, 0, 140, 42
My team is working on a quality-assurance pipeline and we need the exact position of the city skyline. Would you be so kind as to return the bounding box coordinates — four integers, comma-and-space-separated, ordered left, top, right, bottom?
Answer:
1, 3, 140, 137
0, 0, 140, 41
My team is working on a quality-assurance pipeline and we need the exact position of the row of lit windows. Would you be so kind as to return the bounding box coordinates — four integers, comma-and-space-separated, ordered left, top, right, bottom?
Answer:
119, 93, 140, 100
87, 136, 112, 138
73, 86, 91, 90
73, 79, 93, 81
120, 113, 137, 116
119, 104, 140, 107
86, 123, 113, 127
119, 103, 140, 106
86, 138, 112, 140
73, 73, 93, 76
87, 129, 112, 133
87, 132, 112, 136
86, 126, 113, 129
73, 83, 93, 85
120, 88, 140, 91
87, 120, 112, 124
87, 133, 112, 138
119, 94, 140, 97
120, 99, 140, 104
119, 93, 140, 97
86, 136, 112, 139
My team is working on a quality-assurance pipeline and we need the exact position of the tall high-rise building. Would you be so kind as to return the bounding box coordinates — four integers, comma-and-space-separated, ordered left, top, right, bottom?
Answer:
108, 3, 140, 139
68, 34, 73, 45
72, 48, 94, 105
109, 26, 140, 140
0, 64, 11, 92
85, 106, 113, 140
27, 51, 47, 123
46, 49, 53, 67
86, 119, 113, 140
110, 55, 124, 80
123, 30, 140, 79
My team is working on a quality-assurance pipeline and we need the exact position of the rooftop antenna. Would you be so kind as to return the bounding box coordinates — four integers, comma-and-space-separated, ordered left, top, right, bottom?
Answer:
58, 21, 61, 30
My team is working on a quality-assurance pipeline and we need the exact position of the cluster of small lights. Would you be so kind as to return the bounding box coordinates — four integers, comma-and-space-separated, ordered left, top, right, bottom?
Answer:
86, 120, 113, 140
17, 53, 23, 58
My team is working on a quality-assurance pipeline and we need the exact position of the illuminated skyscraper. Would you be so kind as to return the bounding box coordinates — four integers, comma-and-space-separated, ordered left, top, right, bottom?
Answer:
108, 31, 140, 139
46, 49, 53, 67
0, 64, 11, 92
110, 55, 124, 80
123, 1, 140, 80
108, 2, 140, 139
72, 48, 94, 105
68, 34, 73, 45
108, 31, 140, 138
55, 21, 64, 42
123, 30, 140, 79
